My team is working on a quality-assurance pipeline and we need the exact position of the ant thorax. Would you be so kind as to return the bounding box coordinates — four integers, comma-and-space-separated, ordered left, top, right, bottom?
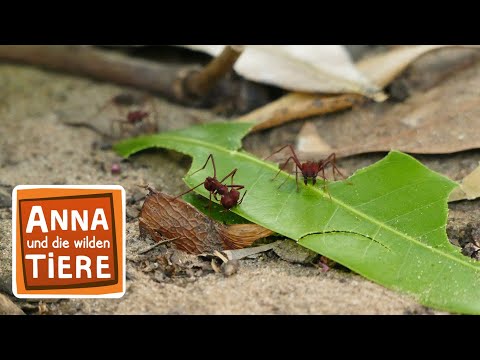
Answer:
216, 184, 229, 196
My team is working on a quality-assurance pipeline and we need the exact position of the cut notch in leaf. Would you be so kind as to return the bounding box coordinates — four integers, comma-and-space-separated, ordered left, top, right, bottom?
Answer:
114, 122, 480, 315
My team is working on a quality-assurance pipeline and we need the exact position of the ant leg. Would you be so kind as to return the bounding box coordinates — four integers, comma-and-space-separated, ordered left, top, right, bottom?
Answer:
264, 144, 301, 165
273, 156, 296, 181
226, 184, 245, 190
276, 166, 300, 190
203, 192, 214, 209
324, 153, 347, 180
295, 168, 299, 192
173, 181, 206, 200
189, 154, 215, 178
319, 167, 332, 200
237, 190, 248, 205
219, 168, 238, 185
208, 192, 213, 217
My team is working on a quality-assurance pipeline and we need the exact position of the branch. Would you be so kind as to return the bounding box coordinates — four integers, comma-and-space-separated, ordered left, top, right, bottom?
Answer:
0, 45, 183, 99
183, 45, 244, 98
0, 45, 252, 109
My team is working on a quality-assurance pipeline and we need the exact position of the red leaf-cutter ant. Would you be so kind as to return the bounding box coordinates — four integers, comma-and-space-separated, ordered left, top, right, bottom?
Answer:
93, 92, 158, 138
265, 145, 346, 192
175, 154, 247, 212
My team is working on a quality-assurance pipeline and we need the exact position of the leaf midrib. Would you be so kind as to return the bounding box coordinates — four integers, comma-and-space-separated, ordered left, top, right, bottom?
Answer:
162, 134, 477, 272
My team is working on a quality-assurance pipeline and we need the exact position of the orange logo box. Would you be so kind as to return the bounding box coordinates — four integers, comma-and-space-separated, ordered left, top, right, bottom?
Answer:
12, 186, 125, 298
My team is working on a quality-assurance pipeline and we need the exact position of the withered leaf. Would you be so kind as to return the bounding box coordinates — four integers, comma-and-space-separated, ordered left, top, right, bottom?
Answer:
236, 93, 363, 132
293, 61, 480, 158
139, 188, 273, 254
449, 165, 480, 202
236, 45, 480, 132
180, 45, 381, 97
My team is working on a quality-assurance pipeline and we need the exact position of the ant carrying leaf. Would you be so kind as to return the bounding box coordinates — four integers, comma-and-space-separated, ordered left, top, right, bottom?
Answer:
265, 144, 347, 192
175, 154, 247, 214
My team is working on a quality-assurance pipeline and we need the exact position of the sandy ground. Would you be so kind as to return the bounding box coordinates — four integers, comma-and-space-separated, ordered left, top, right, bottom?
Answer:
1, 61, 477, 315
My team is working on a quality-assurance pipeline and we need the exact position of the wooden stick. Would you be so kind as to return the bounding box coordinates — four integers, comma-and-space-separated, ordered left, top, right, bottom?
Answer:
184, 45, 244, 98
0, 45, 187, 102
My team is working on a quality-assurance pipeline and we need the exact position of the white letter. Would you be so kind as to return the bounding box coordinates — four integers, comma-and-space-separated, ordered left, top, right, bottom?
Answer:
25, 254, 46, 278
97, 256, 110, 279
26, 206, 48, 233
58, 256, 72, 278
91, 208, 109, 230
71, 210, 88, 231
51, 210, 68, 231
76, 256, 92, 279
48, 252, 54, 278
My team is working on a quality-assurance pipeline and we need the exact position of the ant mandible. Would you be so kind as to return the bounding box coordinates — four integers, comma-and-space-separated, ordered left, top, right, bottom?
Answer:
175, 154, 247, 212
265, 145, 346, 192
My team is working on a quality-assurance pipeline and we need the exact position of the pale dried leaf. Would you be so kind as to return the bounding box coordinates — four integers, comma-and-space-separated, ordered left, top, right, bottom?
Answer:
236, 93, 363, 131
0, 294, 24, 315
235, 45, 480, 132
181, 45, 381, 97
358, 45, 480, 88
222, 242, 279, 261
327, 61, 480, 158
297, 62, 480, 159
449, 165, 480, 202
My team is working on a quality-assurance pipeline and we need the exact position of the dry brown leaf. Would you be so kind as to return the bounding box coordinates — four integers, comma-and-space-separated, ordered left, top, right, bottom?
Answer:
316, 61, 480, 158
236, 93, 364, 131
139, 188, 273, 254
296, 122, 333, 155
358, 45, 480, 88
181, 45, 381, 97
449, 165, 480, 202
236, 45, 480, 132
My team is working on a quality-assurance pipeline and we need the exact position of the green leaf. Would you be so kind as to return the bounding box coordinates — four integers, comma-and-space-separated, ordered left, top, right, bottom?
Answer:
182, 193, 249, 225
114, 122, 480, 315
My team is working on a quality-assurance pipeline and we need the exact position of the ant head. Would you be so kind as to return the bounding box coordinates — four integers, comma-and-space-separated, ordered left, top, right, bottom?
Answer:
204, 177, 218, 191
302, 162, 320, 178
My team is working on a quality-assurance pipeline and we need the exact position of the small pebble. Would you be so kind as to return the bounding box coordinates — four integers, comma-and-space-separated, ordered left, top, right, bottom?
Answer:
111, 163, 121, 175
221, 260, 239, 277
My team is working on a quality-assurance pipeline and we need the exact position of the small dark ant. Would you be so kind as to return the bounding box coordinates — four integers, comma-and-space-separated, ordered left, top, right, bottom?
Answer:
126, 110, 149, 124
175, 154, 247, 212
92, 92, 158, 139
265, 145, 346, 192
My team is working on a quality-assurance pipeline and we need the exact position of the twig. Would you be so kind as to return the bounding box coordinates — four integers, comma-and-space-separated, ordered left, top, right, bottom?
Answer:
0, 45, 249, 107
183, 45, 244, 98
137, 237, 179, 254
0, 45, 182, 99
222, 242, 279, 261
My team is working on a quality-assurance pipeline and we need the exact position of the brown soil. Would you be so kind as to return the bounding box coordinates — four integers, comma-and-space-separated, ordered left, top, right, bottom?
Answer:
0, 59, 477, 315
